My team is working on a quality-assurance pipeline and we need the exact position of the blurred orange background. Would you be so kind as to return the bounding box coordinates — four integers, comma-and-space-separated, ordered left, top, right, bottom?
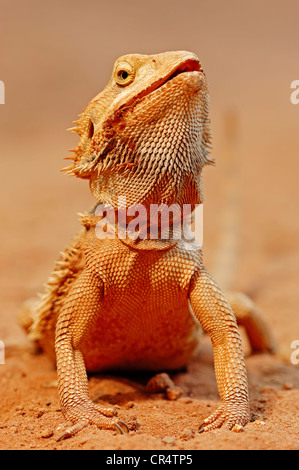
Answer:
0, 0, 298, 353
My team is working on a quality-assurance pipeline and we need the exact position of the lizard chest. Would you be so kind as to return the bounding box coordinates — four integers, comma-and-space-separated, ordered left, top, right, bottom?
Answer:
81, 238, 202, 371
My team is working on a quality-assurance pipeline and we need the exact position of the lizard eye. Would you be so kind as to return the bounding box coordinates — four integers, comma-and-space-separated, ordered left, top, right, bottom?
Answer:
120, 71, 128, 80
114, 62, 135, 87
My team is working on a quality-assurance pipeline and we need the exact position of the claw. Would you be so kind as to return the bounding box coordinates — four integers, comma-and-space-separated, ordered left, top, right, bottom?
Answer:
57, 431, 71, 442
114, 420, 129, 434
114, 422, 125, 434
56, 420, 88, 442
118, 420, 129, 433
198, 421, 206, 434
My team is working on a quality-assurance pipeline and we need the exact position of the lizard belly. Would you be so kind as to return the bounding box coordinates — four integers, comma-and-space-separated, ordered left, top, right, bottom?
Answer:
79, 237, 203, 372
82, 295, 202, 373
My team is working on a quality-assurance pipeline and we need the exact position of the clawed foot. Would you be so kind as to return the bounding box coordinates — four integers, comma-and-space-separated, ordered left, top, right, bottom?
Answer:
56, 400, 129, 441
198, 402, 250, 433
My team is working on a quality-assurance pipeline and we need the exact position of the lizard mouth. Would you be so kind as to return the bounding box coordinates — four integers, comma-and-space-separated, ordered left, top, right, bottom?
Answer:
138, 59, 203, 101
163, 59, 203, 83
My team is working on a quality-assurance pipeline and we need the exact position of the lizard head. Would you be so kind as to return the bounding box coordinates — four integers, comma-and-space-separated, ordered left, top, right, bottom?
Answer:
63, 51, 213, 207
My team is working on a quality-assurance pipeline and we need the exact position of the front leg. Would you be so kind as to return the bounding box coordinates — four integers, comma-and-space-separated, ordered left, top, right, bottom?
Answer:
55, 269, 128, 440
189, 268, 250, 432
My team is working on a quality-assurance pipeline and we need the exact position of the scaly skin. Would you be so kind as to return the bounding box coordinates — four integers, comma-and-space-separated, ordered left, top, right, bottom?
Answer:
19, 51, 275, 438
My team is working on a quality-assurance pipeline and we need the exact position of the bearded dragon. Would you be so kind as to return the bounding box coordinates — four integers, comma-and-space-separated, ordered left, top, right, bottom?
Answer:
19, 51, 275, 439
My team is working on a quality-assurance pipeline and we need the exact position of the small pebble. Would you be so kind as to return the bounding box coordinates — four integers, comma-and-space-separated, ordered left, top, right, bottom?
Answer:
15, 406, 24, 411
161, 436, 176, 446
180, 428, 195, 440
232, 424, 245, 433
146, 373, 174, 393
40, 428, 54, 439
36, 408, 46, 418
166, 387, 182, 401
252, 420, 266, 426
125, 401, 135, 409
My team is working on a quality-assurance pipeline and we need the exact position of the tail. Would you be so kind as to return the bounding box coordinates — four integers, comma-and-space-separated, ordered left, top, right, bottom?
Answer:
212, 110, 276, 353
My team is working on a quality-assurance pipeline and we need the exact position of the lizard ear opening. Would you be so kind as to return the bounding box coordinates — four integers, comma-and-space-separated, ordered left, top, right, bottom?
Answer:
87, 119, 94, 139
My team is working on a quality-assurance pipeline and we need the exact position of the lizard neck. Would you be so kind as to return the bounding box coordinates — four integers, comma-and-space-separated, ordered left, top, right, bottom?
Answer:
81, 202, 197, 251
